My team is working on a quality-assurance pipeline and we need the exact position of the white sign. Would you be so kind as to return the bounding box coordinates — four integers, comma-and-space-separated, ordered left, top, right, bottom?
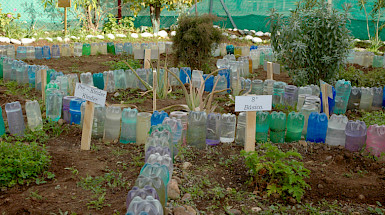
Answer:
235, 95, 272, 112
74, 83, 107, 106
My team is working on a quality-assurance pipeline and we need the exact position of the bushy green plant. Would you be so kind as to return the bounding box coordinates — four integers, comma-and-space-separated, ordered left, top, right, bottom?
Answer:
103, 14, 135, 34
0, 141, 52, 187
339, 66, 385, 87
172, 14, 223, 70
269, 1, 352, 86
0, 3, 21, 37
241, 143, 311, 202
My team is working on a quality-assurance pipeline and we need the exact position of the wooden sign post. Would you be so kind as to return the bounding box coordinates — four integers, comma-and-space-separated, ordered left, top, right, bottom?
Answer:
144, 49, 151, 69
235, 95, 272, 152
41, 68, 47, 104
74, 83, 107, 150
58, 0, 71, 35
153, 69, 157, 112
267, 61, 273, 80
320, 80, 332, 119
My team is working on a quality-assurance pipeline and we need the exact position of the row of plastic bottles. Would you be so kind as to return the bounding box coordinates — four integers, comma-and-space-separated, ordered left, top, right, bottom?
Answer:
346, 50, 385, 68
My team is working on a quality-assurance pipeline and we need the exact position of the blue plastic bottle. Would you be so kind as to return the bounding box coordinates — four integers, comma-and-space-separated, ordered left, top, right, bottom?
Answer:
382, 86, 385, 108
179, 67, 191, 84
203, 74, 214, 92
123, 42, 133, 55
69, 98, 85, 125
151, 110, 168, 126
43, 45, 51, 59
306, 112, 328, 143
93, 73, 104, 90
35, 47, 43, 59
218, 68, 231, 90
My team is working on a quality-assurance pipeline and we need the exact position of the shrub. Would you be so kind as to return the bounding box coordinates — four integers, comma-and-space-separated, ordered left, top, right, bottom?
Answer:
172, 14, 223, 70
339, 66, 385, 87
0, 141, 52, 187
103, 14, 135, 34
241, 143, 311, 202
0, 3, 21, 36
269, 1, 352, 86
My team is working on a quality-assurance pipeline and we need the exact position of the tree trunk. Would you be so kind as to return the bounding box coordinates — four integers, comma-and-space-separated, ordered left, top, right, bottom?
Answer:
150, 4, 161, 34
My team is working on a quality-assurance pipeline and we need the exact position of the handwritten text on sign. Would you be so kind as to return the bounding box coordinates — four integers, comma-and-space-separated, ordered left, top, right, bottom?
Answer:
235, 95, 272, 112
74, 83, 107, 106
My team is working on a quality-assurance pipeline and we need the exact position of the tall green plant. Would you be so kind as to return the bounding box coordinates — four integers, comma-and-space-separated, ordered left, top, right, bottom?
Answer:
269, 2, 352, 86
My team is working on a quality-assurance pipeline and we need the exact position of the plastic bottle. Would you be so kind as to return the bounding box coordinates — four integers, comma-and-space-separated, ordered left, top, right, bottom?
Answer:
99, 42, 107, 55
187, 111, 207, 149
145, 136, 172, 156
145, 146, 171, 163
127, 195, 163, 215
251, 79, 264, 95
140, 163, 170, 189
92, 104, 106, 138
372, 87, 383, 110
123, 42, 133, 55
91, 43, 98, 55
219, 113, 236, 143
43, 45, 51, 59
213, 75, 227, 94
126, 186, 160, 211
120, 108, 138, 144
170, 111, 188, 145
203, 74, 214, 92
272, 81, 287, 107
26, 46, 35, 60
136, 112, 152, 145
107, 42, 115, 54
180, 67, 191, 84
103, 71, 115, 92
61, 44, 71, 57
333, 79, 351, 114
306, 112, 328, 143
151, 111, 168, 126
69, 98, 85, 125
66, 74, 79, 96
46, 88, 62, 122
16, 46, 27, 60
263, 79, 275, 95
206, 113, 221, 146
300, 102, 318, 137
147, 153, 173, 176
285, 112, 304, 142
114, 69, 128, 90
347, 87, 361, 110
308, 84, 320, 96
103, 106, 122, 142
82, 43, 91, 56
115, 43, 123, 55
6, 45, 15, 59
191, 70, 203, 88
241, 78, 251, 94
235, 112, 246, 145
0, 57, 4, 79
226, 45, 234, 55
134, 175, 166, 209
80, 72, 93, 86
162, 117, 182, 155
325, 114, 348, 146
62, 96, 76, 123
345, 120, 367, 152
5, 101, 25, 136
25, 100, 43, 131
56, 75, 68, 95
255, 112, 269, 143
366, 124, 385, 157
73, 42, 83, 57
269, 111, 286, 143
34, 46, 43, 59
51, 45, 60, 58
359, 87, 374, 111
0, 107, 5, 136
2, 58, 12, 81
283, 85, 298, 108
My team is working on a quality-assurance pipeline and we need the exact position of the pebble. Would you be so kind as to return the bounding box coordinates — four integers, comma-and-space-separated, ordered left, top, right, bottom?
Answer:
358, 194, 365, 200
230, 35, 237, 39
158, 30, 168, 38
264, 32, 271, 37
70, 36, 78, 39
172, 176, 182, 184
227, 209, 241, 215
325, 156, 332, 161
170, 31, 176, 36
56, 37, 63, 42
141, 32, 153, 38
96, 35, 104, 39
173, 206, 194, 215
167, 179, 180, 200
245, 35, 253, 40
58, 119, 65, 126
183, 162, 192, 169
251, 207, 262, 213
64, 38, 71, 43
222, 32, 229, 37
106, 34, 115, 40
318, 184, 324, 189
181, 193, 191, 201
130, 33, 139, 38
184, 205, 196, 215
85, 35, 94, 39
114, 92, 120, 97
255, 31, 264, 37
0, 37, 10, 43
252, 37, 262, 43
10, 39, 21, 45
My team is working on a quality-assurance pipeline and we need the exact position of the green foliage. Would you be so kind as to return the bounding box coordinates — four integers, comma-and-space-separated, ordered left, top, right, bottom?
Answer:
103, 14, 135, 34
269, 2, 352, 86
103, 59, 141, 71
173, 14, 223, 70
339, 66, 385, 87
0, 141, 52, 187
359, 110, 385, 126
241, 143, 311, 202
0, 3, 21, 37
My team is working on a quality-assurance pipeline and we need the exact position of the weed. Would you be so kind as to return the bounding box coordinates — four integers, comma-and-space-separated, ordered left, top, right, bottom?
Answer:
65, 166, 79, 176
103, 59, 141, 71
359, 111, 385, 127
367, 201, 385, 215
28, 189, 43, 200
50, 209, 70, 215
87, 192, 111, 210
131, 152, 144, 167
111, 148, 129, 156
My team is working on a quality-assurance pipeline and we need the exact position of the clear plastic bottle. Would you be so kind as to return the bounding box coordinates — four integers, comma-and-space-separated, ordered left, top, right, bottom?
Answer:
345, 120, 367, 152
6, 45, 15, 59
43, 45, 51, 59
359, 87, 374, 111
145, 146, 171, 163
67, 74, 79, 96
191, 70, 203, 88
325, 114, 348, 146
334, 79, 351, 114
136, 112, 152, 145
235, 112, 246, 145
25, 100, 43, 131
73, 42, 83, 57
103, 106, 122, 142
162, 117, 182, 155
114, 69, 127, 90
251, 79, 264, 95
46, 88, 62, 122
372, 87, 383, 110
99, 42, 107, 55
206, 113, 221, 146
219, 113, 236, 143
80, 72, 93, 86
16, 46, 27, 60
103, 71, 115, 92
51, 45, 60, 58
92, 104, 106, 138
255, 111, 269, 143
61, 44, 71, 57
283, 85, 298, 108
272, 81, 287, 107
134, 175, 166, 209
2, 58, 12, 82
115, 43, 123, 55
91, 42, 98, 55
269, 111, 286, 143
263, 79, 275, 95
35, 46, 43, 59
286, 112, 305, 142
187, 111, 207, 149
170, 111, 188, 145
366, 124, 385, 157
347, 86, 361, 110
26, 46, 35, 60
147, 153, 173, 176
5, 101, 25, 136
126, 186, 160, 212
56, 75, 68, 95
120, 108, 138, 144
140, 163, 170, 190
300, 102, 318, 136
214, 74, 227, 94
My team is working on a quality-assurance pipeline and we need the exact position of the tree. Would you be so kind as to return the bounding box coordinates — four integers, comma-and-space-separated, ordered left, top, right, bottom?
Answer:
126, 0, 196, 33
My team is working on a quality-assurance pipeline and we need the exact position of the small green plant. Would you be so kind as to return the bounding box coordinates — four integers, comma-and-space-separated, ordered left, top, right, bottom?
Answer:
28, 189, 43, 200
241, 142, 311, 202
0, 141, 52, 187
0, 3, 21, 37
103, 60, 141, 71
359, 110, 385, 126
87, 192, 111, 210
339, 66, 385, 87
367, 201, 385, 215
103, 13, 135, 34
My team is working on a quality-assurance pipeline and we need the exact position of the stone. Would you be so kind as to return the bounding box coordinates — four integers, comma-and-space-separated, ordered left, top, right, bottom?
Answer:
181, 193, 191, 201
172, 176, 182, 184
227, 209, 241, 215
358, 194, 365, 200
325, 156, 332, 161
116, 34, 126, 38
130, 33, 139, 38
318, 184, 324, 189
106, 34, 115, 40
222, 32, 229, 37
64, 38, 71, 43
184, 205, 196, 215
58, 119, 65, 126
114, 92, 120, 97
0, 37, 10, 43
252, 37, 263, 43
230, 35, 237, 39
96, 35, 104, 39
238, 37, 244, 40
141, 32, 153, 38
170, 31, 177, 36
352, 212, 360, 215
299, 140, 307, 147
70, 36, 78, 39
45, 37, 53, 42
250, 30, 256, 34
167, 179, 180, 200
183, 162, 192, 169
264, 32, 271, 37
158, 30, 168, 38
255, 31, 264, 37
251, 207, 262, 213
86, 35, 94, 39
21, 38, 34, 45
10, 39, 21, 45
233, 28, 238, 32
56, 37, 63, 42
245, 35, 253, 40
173, 206, 194, 215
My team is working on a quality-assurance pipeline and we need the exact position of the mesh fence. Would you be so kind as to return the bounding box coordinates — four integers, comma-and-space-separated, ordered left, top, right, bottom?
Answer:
1, 0, 385, 40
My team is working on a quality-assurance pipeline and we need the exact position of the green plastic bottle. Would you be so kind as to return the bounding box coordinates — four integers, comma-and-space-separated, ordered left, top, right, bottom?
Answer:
0, 106, 5, 136
0, 56, 5, 79
82, 43, 91, 56
255, 111, 269, 143
286, 112, 305, 142
107, 42, 115, 55
269, 111, 286, 143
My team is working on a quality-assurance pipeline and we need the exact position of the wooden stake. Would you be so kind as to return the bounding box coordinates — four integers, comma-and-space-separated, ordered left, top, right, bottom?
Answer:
144, 49, 151, 69
267, 62, 273, 80
153, 69, 157, 112
321, 83, 329, 119
64, 7, 68, 35
244, 111, 256, 152
41, 68, 47, 104
81, 101, 95, 150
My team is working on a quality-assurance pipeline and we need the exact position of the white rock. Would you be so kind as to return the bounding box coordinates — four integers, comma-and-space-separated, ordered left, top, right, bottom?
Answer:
228, 28, 233, 31
230, 35, 238, 39
0, 37, 10, 43
353, 38, 361, 42
116, 34, 126, 38
44, 31, 49, 35
170, 31, 176, 36
96, 35, 104, 39
31, 38, 36, 42
10, 39, 21, 45
21, 38, 34, 44
233, 28, 238, 32
86, 35, 94, 39
183, 162, 192, 169
38, 38, 45, 41
56, 37, 63, 42
250, 30, 256, 34
64, 38, 71, 43
238, 37, 244, 40
70, 36, 78, 39
252, 37, 263, 43
45, 37, 53, 42
158, 30, 168, 38
244, 29, 249, 32
213, 25, 219, 28
264, 32, 271, 37
222, 32, 229, 37
106, 34, 115, 40
153, 33, 158, 37
256, 31, 264, 37
245, 35, 253, 40
251, 207, 262, 213
141, 32, 153, 38
130, 33, 139, 39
